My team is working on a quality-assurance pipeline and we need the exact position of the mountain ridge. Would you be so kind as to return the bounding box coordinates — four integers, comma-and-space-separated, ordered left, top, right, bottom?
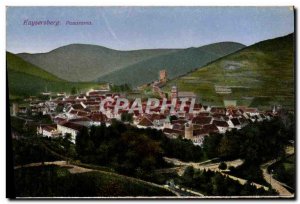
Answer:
96, 41, 245, 86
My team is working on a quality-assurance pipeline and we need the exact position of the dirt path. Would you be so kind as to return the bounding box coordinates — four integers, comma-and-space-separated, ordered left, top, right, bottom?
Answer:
14, 161, 93, 174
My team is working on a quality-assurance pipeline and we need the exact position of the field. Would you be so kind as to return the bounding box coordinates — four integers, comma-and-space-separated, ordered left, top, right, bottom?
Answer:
14, 165, 175, 197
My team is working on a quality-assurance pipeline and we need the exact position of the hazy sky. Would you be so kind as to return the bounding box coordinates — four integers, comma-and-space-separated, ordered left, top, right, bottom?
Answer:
6, 7, 294, 53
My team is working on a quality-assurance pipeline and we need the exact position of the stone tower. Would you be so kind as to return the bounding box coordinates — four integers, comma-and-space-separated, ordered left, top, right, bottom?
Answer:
159, 70, 167, 83
171, 85, 178, 100
184, 122, 193, 140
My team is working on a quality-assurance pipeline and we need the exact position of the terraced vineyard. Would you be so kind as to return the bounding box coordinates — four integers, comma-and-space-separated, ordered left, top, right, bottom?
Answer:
164, 33, 294, 110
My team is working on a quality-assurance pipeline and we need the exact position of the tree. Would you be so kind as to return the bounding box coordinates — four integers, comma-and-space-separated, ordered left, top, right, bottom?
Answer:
203, 133, 223, 158
75, 127, 92, 156
71, 87, 77, 95
63, 133, 75, 163
55, 105, 64, 113
169, 115, 178, 122
218, 162, 227, 170
121, 113, 133, 123
218, 131, 240, 159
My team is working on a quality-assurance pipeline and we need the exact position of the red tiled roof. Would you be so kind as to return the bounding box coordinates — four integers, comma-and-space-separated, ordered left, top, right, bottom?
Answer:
172, 123, 184, 130
151, 114, 166, 121
197, 112, 210, 117
230, 118, 241, 126
213, 120, 229, 127
171, 119, 187, 125
69, 117, 91, 122
88, 113, 107, 122
43, 125, 57, 132
192, 116, 212, 125
59, 122, 85, 132
202, 124, 219, 133
212, 113, 226, 119
72, 104, 85, 110
54, 117, 67, 124
244, 108, 258, 113
77, 111, 89, 117
193, 129, 208, 136
211, 107, 226, 114
138, 117, 153, 127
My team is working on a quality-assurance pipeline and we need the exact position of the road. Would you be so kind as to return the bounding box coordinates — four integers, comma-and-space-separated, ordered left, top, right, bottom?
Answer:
259, 146, 295, 197
260, 160, 292, 196
163, 157, 269, 190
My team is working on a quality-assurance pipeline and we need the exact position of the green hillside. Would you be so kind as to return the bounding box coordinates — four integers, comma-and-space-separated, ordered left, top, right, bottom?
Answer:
18, 44, 180, 82
7, 52, 101, 99
15, 165, 175, 197
7, 52, 63, 82
164, 33, 294, 110
96, 42, 245, 86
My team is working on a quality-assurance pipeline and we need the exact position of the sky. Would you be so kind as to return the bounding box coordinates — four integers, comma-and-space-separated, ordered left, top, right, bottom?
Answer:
6, 7, 294, 54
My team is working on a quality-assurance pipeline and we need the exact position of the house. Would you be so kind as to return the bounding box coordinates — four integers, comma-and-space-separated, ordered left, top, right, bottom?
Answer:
57, 92, 66, 97
244, 108, 259, 116
53, 116, 67, 124
200, 105, 211, 112
193, 129, 209, 146
18, 106, 27, 114
72, 103, 86, 110
239, 117, 250, 128
88, 112, 107, 126
137, 116, 153, 129
213, 120, 229, 133
197, 112, 210, 117
37, 124, 61, 138
163, 116, 173, 129
163, 128, 183, 139
202, 123, 220, 134
228, 118, 241, 130
192, 116, 212, 126
151, 114, 166, 127
57, 122, 85, 143
210, 107, 226, 115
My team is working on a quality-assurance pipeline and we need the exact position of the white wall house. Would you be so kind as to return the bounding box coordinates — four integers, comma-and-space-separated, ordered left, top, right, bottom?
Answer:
37, 125, 61, 138
57, 122, 84, 143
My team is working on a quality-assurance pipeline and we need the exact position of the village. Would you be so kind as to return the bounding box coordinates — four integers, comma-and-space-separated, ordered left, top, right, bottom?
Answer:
12, 70, 278, 146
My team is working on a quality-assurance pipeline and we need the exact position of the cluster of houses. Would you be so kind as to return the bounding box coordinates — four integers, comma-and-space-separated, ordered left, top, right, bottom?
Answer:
13, 85, 278, 146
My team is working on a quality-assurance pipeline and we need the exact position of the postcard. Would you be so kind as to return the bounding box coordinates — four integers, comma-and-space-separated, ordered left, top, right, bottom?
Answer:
6, 6, 295, 199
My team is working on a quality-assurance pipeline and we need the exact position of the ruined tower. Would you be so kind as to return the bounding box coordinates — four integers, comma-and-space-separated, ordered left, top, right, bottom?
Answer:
159, 70, 167, 83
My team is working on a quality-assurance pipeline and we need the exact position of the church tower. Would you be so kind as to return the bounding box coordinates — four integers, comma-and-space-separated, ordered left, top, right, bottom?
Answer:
184, 122, 193, 140
171, 85, 178, 100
